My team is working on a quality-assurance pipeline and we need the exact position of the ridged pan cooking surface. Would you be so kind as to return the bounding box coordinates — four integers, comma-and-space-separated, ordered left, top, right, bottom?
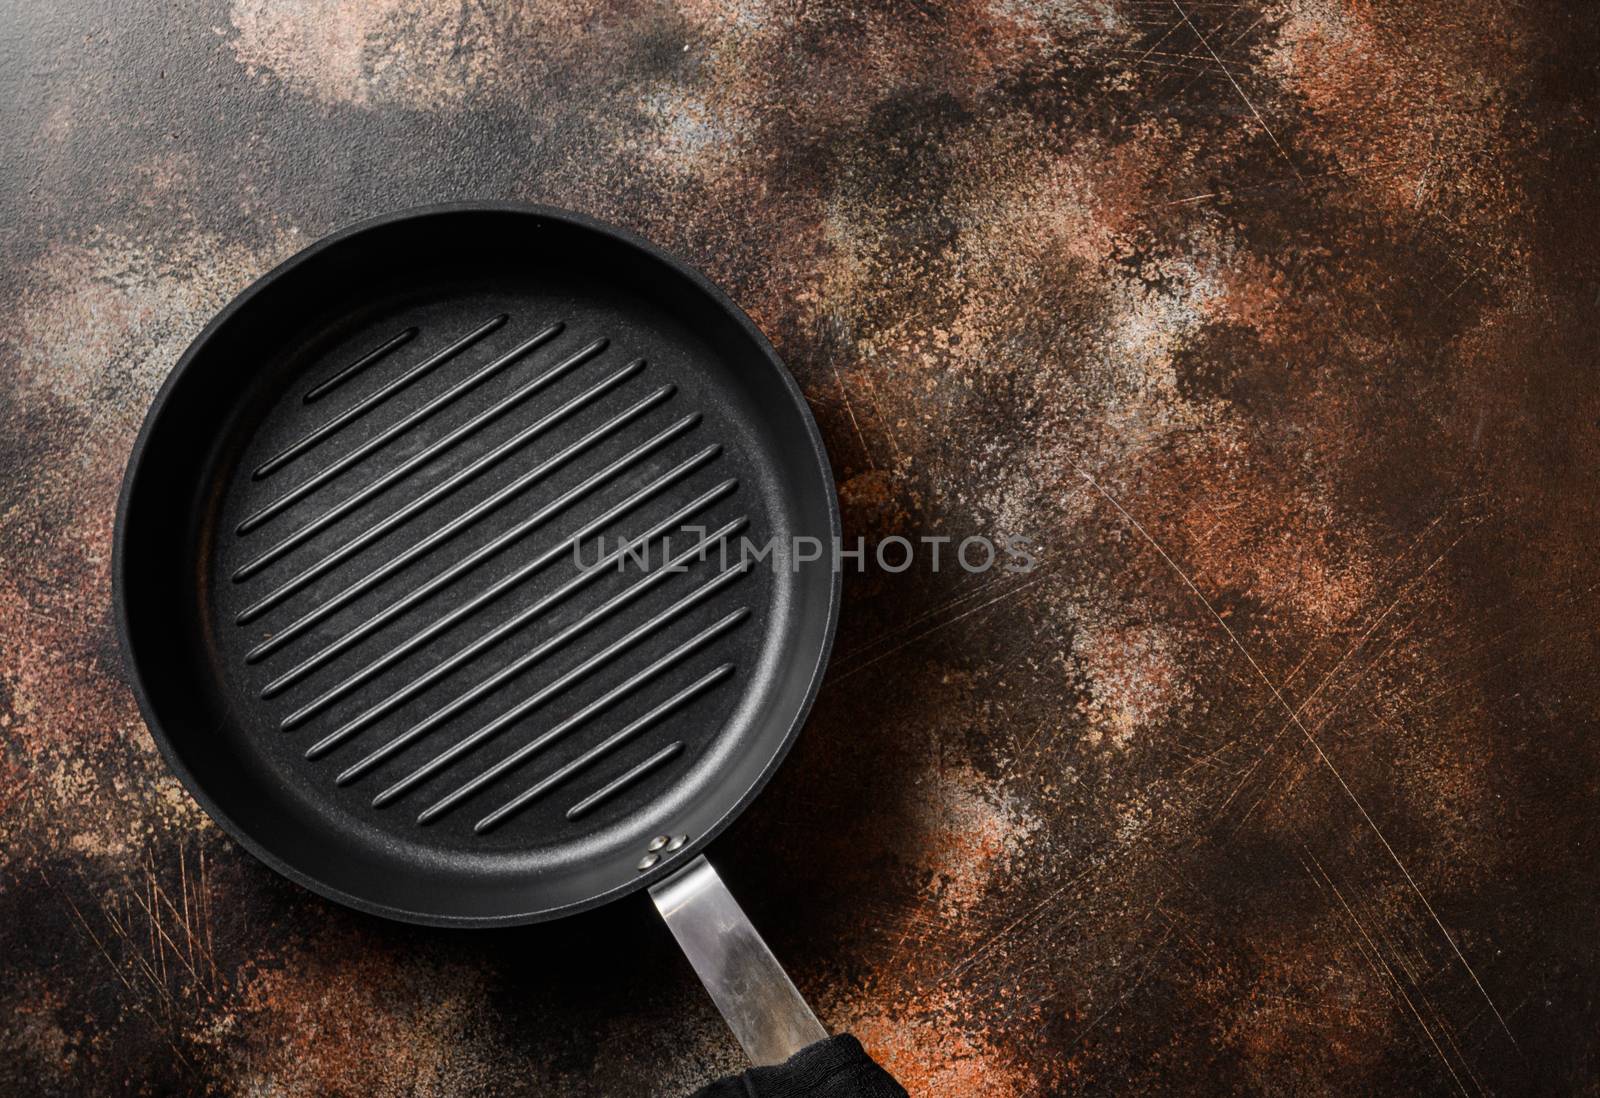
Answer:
114, 205, 839, 925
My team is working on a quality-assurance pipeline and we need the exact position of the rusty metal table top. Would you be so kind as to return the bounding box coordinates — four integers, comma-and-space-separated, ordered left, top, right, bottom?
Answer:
2, 2, 1596, 1094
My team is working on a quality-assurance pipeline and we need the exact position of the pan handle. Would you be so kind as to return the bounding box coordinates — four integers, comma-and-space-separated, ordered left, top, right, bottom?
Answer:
649, 855, 828, 1064
650, 856, 907, 1096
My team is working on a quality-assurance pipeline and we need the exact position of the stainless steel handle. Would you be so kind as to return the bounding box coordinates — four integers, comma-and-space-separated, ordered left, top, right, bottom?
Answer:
650, 855, 829, 1066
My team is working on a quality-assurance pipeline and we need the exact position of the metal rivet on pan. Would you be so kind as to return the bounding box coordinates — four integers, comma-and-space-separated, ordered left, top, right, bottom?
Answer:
665, 834, 689, 852
637, 853, 660, 871
647, 835, 671, 853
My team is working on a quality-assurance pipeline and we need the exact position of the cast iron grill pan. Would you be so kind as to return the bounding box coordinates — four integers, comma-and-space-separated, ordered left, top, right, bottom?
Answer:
114, 206, 840, 926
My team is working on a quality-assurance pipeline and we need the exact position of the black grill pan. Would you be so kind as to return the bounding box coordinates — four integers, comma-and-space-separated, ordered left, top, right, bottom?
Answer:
113, 204, 840, 929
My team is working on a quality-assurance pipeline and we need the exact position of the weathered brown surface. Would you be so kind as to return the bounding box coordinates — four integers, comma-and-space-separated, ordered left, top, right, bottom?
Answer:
2, 1, 1598, 1094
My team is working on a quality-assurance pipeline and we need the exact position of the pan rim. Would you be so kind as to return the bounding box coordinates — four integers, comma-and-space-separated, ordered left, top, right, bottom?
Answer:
112, 201, 842, 927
